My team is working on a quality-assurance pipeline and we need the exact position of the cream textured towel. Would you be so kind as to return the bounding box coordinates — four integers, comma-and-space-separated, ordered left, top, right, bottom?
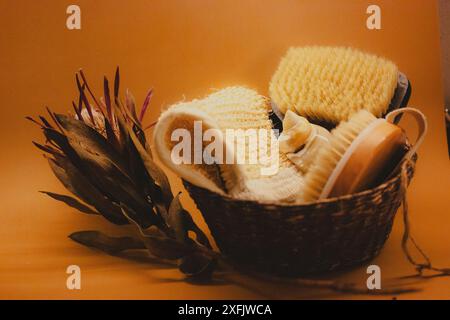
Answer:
153, 87, 304, 203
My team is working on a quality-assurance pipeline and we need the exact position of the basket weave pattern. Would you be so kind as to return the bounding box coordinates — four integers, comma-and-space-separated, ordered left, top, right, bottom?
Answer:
184, 161, 415, 276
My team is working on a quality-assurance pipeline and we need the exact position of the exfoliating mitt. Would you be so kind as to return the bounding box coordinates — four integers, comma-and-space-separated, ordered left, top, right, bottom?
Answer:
153, 87, 304, 203
269, 46, 410, 124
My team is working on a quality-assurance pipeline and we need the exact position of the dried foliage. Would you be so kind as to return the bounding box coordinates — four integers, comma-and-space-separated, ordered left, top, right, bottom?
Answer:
29, 67, 214, 279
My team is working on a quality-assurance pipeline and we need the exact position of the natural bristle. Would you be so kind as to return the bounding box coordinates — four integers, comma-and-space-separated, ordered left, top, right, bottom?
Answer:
301, 110, 376, 202
269, 46, 399, 123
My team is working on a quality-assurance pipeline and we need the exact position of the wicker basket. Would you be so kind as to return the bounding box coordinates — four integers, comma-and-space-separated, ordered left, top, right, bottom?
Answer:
183, 159, 416, 277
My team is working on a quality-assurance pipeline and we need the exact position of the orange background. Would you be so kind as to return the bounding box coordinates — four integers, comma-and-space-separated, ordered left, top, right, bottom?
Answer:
0, 0, 449, 299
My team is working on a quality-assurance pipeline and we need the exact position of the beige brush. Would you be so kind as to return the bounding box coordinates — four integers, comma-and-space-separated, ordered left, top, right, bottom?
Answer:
301, 107, 427, 202
269, 46, 410, 124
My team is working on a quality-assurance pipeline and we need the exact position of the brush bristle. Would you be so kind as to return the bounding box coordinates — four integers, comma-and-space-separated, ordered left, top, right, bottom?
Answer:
301, 110, 376, 202
269, 46, 399, 123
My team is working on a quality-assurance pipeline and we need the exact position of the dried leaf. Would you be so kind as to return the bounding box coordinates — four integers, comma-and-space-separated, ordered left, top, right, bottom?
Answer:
54, 114, 126, 170
42, 127, 80, 163
69, 230, 146, 255
26, 116, 44, 127
76, 74, 95, 124
132, 123, 148, 149
168, 193, 188, 242
141, 234, 192, 260
121, 206, 190, 260
114, 66, 120, 99
130, 147, 163, 219
123, 130, 164, 217
128, 125, 173, 204
139, 89, 153, 122
32, 141, 60, 155
167, 194, 212, 249
48, 155, 128, 225
79, 69, 101, 108
117, 96, 141, 129
127, 126, 173, 225
72, 101, 84, 122
112, 98, 130, 153
143, 121, 157, 131
104, 117, 119, 150
53, 115, 156, 227
77, 91, 83, 113
178, 252, 216, 279
40, 191, 98, 215
125, 89, 138, 122
104, 76, 112, 123
39, 116, 53, 129
46, 107, 65, 133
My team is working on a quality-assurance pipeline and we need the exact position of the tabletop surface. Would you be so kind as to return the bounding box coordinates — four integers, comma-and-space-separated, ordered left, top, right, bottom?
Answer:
1, 0, 449, 299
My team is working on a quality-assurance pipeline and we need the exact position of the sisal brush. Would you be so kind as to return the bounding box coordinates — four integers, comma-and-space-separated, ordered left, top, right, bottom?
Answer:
301, 107, 426, 202
269, 46, 410, 125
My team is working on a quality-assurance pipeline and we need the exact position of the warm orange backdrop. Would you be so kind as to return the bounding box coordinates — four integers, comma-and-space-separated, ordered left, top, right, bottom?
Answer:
0, 0, 449, 299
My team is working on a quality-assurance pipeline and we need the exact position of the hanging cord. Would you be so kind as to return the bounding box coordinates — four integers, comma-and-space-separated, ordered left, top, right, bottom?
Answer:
400, 158, 450, 277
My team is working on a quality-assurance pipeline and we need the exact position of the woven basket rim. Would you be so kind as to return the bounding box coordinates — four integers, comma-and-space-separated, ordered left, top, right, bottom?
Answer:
183, 156, 416, 208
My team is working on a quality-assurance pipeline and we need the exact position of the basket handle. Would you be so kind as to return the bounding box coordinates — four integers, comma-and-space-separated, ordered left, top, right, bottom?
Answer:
385, 107, 428, 159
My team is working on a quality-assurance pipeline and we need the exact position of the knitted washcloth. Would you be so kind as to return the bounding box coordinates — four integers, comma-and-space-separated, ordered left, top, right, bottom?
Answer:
153, 87, 303, 203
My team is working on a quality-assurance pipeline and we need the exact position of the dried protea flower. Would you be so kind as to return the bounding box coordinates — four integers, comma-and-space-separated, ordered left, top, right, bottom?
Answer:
29, 67, 214, 278
76, 107, 108, 134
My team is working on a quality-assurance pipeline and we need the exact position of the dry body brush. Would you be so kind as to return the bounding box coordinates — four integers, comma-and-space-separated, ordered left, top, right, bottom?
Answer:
28, 68, 215, 278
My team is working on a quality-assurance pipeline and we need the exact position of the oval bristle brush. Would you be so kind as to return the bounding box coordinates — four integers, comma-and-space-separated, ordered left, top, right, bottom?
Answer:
269, 46, 411, 126
301, 107, 427, 202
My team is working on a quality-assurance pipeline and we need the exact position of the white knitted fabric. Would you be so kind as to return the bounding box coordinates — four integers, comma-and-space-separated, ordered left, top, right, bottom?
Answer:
153, 87, 304, 203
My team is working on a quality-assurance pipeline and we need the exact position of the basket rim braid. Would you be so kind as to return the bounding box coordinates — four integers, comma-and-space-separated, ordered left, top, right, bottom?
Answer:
183, 156, 416, 276
188, 164, 404, 208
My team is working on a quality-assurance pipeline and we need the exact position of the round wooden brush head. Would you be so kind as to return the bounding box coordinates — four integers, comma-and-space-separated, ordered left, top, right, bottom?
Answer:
320, 107, 427, 199
324, 120, 409, 198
